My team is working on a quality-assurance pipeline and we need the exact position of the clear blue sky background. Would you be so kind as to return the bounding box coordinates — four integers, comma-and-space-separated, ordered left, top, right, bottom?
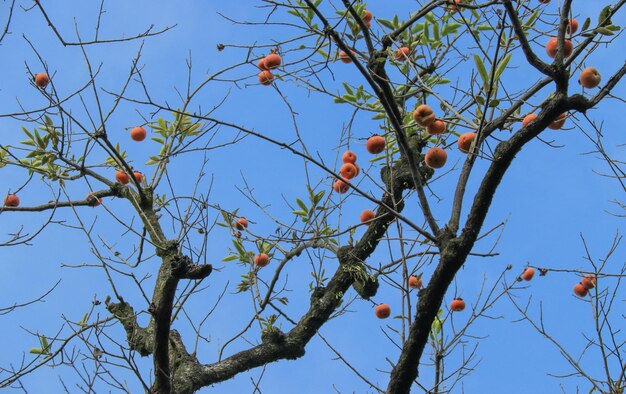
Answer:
1, 1, 625, 393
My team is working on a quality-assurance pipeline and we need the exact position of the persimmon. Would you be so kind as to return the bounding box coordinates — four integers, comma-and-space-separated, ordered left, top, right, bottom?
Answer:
450, 298, 466, 312
362, 9, 373, 23
426, 120, 446, 135
573, 283, 588, 297
581, 274, 596, 289
366, 135, 386, 154
264, 52, 282, 69
579, 67, 601, 88
412, 104, 436, 127
546, 37, 573, 58
458, 132, 476, 153
254, 253, 270, 267
342, 150, 357, 164
258, 70, 274, 86
375, 303, 390, 319
360, 209, 376, 224
257, 58, 268, 70
408, 275, 422, 289
333, 179, 349, 194
86, 192, 102, 207
522, 113, 538, 127
354, 163, 360, 177
425, 147, 447, 169
548, 113, 566, 130
340, 162, 358, 180
130, 126, 146, 141
395, 47, 410, 61
338, 50, 353, 64
133, 171, 143, 183
567, 19, 579, 34
448, 0, 463, 11
115, 170, 130, 185
234, 217, 248, 230
522, 267, 535, 281
34, 72, 50, 89
3, 194, 20, 207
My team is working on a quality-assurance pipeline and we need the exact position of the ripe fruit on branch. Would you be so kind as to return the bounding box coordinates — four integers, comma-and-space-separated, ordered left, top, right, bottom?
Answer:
426, 120, 446, 135
546, 37, 573, 58
333, 179, 349, 194
413, 105, 436, 127
448, 0, 463, 11
133, 171, 144, 183
340, 163, 358, 180
254, 253, 270, 267
130, 126, 147, 141
522, 267, 535, 281
86, 192, 102, 207
450, 298, 465, 312
522, 113, 538, 127
425, 147, 447, 169
264, 52, 282, 69
342, 150, 357, 164
548, 113, 566, 130
362, 9, 373, 23
567, 19, 579, 34
258, 70, 274, 86
338, 50, 353, 64
458, 132, 476, 153
360, 209, 376, 225
115, 170, 130, 185
579, 67, 601, 88
34, 73, 50, 89
3, 194, 20, 207
573, 283, 588, 297
354, 163, 360, 177
257, 58, 268, 70
581, 274, 596, 289
366, 135, 386, 154
375, 303, 390, 319
234, 217, 248, 230
408, 275, 422, 289
395, 47, 410, 61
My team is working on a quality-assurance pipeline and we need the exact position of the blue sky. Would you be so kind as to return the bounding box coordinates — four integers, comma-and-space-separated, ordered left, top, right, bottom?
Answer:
1, 1, 625, 393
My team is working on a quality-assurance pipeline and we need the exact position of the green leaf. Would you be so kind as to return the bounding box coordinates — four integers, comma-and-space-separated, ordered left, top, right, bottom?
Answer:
378, 19, 395, 30
473, 54, 489, 90
342, 82, 354, 95
594, 27, 614, 35
598, 5, 612, 25
221, 255, 239, 262
524, 11, 539, 28
296, 198, 308, 212
488, 99, 500, 107
372, 112, 387, 120
441, 23, 461, 35
293, 209, 307, 216
581, 17, 591, 32
494, 53, 512, 81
